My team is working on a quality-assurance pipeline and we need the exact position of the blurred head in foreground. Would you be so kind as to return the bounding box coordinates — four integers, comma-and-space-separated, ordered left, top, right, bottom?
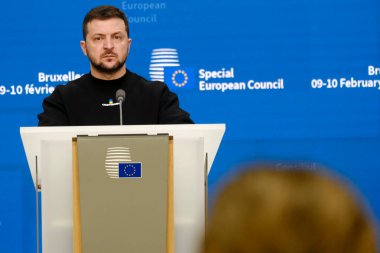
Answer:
203, 164, 378, 253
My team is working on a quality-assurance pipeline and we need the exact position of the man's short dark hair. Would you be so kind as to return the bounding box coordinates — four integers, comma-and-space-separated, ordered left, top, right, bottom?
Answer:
82, 5, 130, 40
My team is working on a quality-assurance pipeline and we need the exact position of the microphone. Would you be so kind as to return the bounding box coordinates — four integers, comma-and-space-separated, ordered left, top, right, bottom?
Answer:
115, 89, 126, 125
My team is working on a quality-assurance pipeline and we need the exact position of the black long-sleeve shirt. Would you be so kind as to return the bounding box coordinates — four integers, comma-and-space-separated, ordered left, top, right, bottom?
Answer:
38, 70, 193, 126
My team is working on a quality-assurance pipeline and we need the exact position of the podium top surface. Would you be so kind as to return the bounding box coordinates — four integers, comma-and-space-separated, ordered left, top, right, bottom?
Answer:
20, 124, 225, 186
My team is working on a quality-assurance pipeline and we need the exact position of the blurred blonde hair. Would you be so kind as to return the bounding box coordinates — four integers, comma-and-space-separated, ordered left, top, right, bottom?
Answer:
203, 165, 378, 253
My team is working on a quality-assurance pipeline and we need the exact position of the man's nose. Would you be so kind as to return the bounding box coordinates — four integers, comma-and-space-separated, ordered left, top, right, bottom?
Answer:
103, 37, 114, 49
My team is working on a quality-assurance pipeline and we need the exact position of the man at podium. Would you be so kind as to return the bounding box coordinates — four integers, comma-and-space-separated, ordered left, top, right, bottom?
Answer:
38, 5, 193, 126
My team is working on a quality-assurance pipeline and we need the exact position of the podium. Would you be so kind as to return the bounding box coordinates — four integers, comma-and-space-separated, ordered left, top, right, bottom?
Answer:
20, 124, 225, 253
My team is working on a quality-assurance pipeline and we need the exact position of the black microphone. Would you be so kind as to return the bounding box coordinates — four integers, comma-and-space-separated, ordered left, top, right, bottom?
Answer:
115, 89, 126, 125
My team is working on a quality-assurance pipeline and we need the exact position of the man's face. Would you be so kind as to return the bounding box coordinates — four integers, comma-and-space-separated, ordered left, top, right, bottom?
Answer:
80, 18, 132, 76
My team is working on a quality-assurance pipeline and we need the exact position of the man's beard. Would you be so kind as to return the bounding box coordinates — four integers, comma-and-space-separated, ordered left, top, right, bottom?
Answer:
88, 52, 127, 74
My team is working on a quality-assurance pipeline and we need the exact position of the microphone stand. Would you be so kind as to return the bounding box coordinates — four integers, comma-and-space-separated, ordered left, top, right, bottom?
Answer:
116, 89, 126, 126
118, 99, 123, 126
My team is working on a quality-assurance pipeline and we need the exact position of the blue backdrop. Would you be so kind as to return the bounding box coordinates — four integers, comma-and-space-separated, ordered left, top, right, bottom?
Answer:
0, 0, 379, 252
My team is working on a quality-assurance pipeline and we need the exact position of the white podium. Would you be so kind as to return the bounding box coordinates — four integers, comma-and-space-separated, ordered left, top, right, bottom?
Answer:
20, 124, 225, 253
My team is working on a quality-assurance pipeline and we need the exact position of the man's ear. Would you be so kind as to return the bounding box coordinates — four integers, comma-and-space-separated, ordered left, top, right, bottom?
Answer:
126, 38, 132, 56
80, 40, 87, 56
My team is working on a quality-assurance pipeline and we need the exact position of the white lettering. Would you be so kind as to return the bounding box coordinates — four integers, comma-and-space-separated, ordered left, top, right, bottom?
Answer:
340, 77, 380, 89
24, 83, 55, 95
122, 2, 166, 11
128, 14, 157, 23
198, 68, 235, 81
37, 71, 83, 83
368, 65, 380, 76
199, 81, 245, 92
247, 79, 284, 90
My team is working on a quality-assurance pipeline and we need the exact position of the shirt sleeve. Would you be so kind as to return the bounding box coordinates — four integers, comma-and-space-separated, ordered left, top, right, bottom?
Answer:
38, 86, 70, 126
158, 83, 194, 124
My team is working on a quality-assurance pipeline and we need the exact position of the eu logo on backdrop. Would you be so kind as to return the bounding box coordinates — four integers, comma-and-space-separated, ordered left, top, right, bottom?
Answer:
119, 163, 142, 178
164, 67, 195, 90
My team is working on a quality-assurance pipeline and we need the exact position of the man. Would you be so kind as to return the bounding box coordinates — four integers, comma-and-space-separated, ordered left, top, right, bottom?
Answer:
38, 5, 193, 126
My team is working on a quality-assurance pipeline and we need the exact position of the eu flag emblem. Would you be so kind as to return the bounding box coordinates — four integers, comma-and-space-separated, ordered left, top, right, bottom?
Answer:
164, 67, 195, 90
119, 163, 142, 178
